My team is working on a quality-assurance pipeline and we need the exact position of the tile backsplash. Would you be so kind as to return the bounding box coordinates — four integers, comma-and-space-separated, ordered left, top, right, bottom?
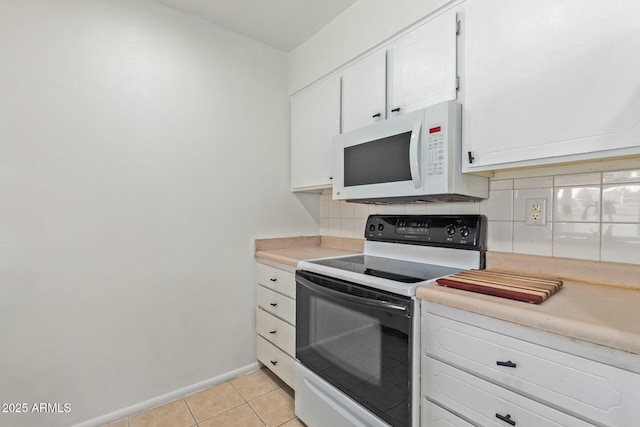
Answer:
320, 169, 640, 265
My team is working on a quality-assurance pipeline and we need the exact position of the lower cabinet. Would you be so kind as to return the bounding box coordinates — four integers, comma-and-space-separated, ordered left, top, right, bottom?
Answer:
256, 336, 296, 388
422, 302, 640, 427
423, 358, 591, 426
422, 400, 474, 427
255, 260, 297, 389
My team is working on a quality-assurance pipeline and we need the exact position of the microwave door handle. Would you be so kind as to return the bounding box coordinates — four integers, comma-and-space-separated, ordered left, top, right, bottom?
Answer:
409, 122, 422, 188
297, 276, 409, 316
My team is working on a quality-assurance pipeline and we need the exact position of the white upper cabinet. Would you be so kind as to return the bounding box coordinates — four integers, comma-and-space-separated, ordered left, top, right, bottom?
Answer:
463, 0, 640, 172
290, 75, 341, 191
290, 9, 459, 191
341, 50, 387, 133
388, 11, 458, 118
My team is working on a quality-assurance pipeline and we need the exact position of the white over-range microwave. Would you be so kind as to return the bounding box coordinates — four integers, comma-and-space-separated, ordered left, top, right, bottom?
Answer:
333, 101, 488, 203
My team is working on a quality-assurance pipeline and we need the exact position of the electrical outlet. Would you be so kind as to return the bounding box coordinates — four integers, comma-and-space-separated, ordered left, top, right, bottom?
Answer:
525, 198, 547, 226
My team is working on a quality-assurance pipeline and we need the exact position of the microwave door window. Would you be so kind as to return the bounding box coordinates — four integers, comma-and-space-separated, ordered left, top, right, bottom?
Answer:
344, 132, 413, 187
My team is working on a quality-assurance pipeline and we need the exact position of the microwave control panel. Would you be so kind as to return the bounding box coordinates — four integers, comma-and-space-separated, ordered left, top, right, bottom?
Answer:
426, 123, 446, 177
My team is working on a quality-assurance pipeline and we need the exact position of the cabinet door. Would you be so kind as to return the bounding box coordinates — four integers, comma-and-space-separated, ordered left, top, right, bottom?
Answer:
257, 285, 296, 325
423, 357, 593, 427
341, 50, 387, 133
290, 75, 341, 191
463, 0, 640, 172
423, 401, 474, 427
424, 312, 640, 427
257, 336, 296, 389
256, 262, 296, 298
388, 11, 458, 118
256, 308, 295, 356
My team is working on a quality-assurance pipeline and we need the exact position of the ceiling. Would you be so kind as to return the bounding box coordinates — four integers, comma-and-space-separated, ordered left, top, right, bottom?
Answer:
155, 0, 357, 52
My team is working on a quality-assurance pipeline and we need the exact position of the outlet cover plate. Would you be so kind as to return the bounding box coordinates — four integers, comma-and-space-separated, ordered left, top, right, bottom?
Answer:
525, 198, 547, 226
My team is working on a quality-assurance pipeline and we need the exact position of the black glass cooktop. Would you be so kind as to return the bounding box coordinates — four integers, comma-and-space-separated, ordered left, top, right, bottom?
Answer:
309, 255, 463, 283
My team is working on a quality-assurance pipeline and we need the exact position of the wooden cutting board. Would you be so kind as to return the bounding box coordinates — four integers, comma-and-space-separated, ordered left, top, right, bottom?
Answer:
436, 269, 563, 304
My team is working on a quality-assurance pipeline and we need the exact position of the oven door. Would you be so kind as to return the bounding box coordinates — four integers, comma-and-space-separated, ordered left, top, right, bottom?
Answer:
296, 270, 413, 427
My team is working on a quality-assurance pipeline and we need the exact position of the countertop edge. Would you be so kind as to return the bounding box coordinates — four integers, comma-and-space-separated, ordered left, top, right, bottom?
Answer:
417, 283, 640, 356
255, 251, 300, 268
254, 236, 364, 268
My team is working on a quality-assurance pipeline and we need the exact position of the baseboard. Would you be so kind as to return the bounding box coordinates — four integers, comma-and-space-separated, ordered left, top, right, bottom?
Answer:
72, 362, 260, 427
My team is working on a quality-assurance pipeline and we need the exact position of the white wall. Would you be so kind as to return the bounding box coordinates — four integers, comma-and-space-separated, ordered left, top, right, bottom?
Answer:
288, 0, 454, 93
0, 1, 318, 426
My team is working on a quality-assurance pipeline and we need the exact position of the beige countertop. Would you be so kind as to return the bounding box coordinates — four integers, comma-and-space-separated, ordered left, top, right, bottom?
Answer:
254, 235, 363, 268
417, 252, 640, 356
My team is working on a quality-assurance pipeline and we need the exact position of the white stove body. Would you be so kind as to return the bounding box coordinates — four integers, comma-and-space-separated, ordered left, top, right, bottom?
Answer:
294, 215, 486, 427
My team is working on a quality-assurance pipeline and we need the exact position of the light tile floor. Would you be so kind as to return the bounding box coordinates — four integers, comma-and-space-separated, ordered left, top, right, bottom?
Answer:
104, 368, 306, 427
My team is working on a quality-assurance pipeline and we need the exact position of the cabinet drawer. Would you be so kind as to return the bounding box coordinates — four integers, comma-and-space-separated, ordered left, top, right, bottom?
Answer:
423, 357, 592, 427
257, 263, 296, 298
422, 400, 474, 427
424, 312, 640, 426
257, 285, 296, 325
256, 308, 295, 357
257, 335, 296, 389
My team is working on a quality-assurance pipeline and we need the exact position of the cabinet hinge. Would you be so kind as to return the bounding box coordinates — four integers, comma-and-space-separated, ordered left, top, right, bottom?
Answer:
456, 76, 461, 91
456, 20, 461, 35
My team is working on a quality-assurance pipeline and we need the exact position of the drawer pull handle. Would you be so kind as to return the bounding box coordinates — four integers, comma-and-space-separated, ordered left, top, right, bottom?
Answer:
269, 330, 277, 334
372, 112, 382, 118
496, 413, 516, 426
270, 302, 278, 307
270, 277, 277, 282
391, 107, 401, 113
270, 360, 278, 366
497, 360, 517, 368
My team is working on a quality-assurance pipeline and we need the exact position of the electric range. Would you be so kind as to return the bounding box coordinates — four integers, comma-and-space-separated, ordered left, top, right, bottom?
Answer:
295, 214, 487, 427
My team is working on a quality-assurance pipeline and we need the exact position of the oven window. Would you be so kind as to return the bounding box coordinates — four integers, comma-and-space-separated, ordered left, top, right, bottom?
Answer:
344, 131, 413, 187
296, 272, 412, 427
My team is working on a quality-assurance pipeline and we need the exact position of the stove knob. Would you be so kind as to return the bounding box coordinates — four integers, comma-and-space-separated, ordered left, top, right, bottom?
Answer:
445, 224, 456, 236
369, 224, 376, 232
378, 223, 385, 231
460, 226, 470, 238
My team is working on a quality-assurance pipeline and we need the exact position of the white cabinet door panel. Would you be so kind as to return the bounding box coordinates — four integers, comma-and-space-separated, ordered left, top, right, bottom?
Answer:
423, 357, 593, 427
257, 262, 296, 298
290, 75, 341, 190
464, 0, 640, 171
388, 11, 457, 117
256, 308, 295, 356
257, 336, 296, 389
342, 50, 387, 133
422, 400, 474, 427
424, 312, 640, 427
257, 285, 296, 325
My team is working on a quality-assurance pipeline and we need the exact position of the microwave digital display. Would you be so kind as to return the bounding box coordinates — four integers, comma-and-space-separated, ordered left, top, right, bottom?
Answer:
343, 131, 412, 187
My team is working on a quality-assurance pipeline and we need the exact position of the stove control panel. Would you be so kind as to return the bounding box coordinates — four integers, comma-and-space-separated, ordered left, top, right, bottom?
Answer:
365, 214, 486, 250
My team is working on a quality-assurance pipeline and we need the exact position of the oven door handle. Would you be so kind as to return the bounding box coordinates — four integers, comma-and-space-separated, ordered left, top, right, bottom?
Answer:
297, 276, 410, 316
